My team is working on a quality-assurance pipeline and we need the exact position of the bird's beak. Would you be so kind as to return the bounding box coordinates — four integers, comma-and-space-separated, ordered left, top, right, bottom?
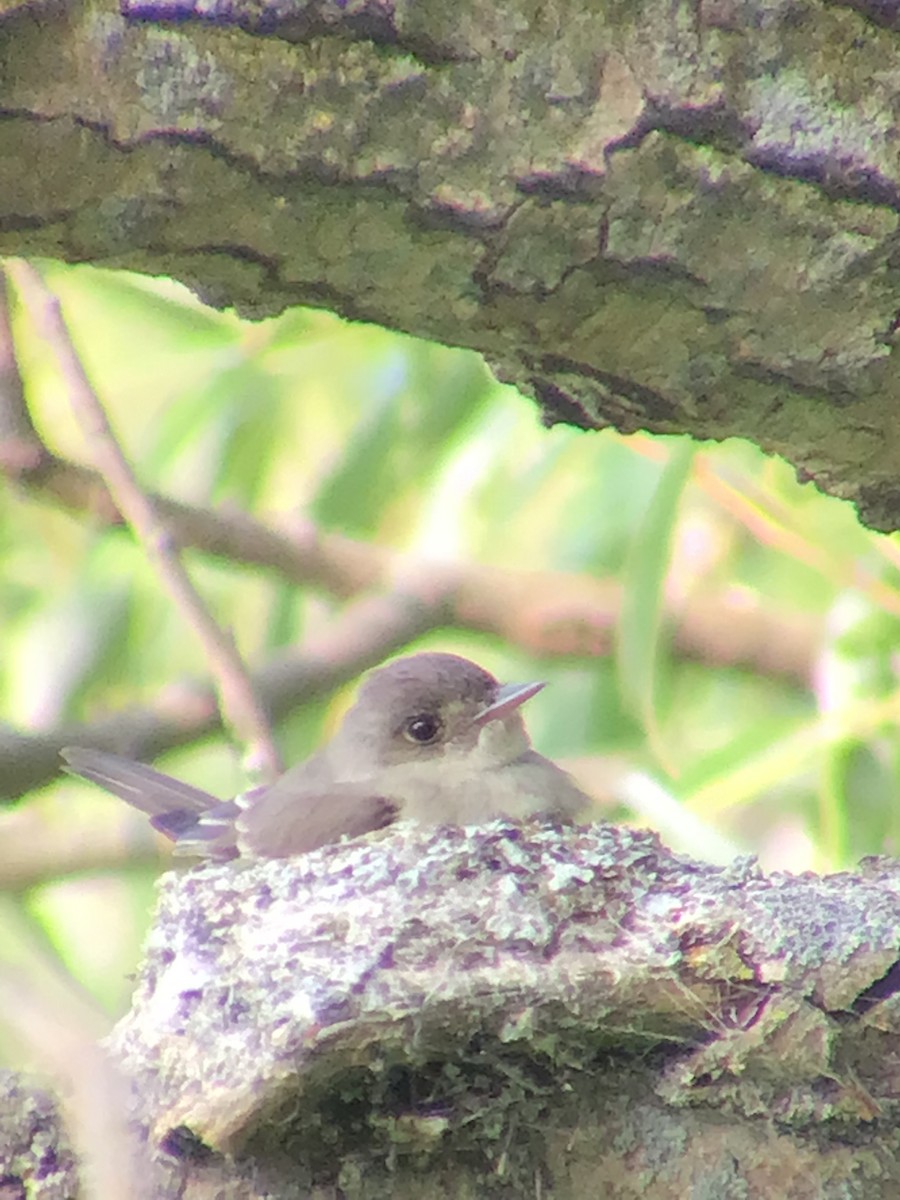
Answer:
472, 680, 545, 726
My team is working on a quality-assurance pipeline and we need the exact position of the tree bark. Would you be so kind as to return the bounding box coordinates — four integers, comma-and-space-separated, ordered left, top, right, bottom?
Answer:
5, 822, 900, 1198
1, 1, 899, 525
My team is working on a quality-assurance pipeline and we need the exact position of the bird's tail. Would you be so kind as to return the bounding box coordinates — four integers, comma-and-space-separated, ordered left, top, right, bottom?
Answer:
60, 747, 239, 858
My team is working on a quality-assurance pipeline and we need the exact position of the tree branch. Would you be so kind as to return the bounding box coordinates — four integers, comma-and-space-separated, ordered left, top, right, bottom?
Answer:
0, 402, 822, 686
3, 3, 898, 525
99, 823, 900, 1196
7, 260, 283, 781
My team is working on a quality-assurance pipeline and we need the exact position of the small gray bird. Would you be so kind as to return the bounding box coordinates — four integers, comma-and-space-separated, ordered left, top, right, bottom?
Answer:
61, 652, 589, 860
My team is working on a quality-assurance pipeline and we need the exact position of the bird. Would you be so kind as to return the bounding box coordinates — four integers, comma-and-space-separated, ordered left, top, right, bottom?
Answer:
60, 652, 590, 861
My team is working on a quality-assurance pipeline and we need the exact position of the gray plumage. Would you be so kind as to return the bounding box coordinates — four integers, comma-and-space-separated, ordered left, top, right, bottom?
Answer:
61, 652, 589, 860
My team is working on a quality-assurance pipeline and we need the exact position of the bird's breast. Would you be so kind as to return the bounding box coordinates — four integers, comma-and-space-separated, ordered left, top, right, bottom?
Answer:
383, 756, 586, 826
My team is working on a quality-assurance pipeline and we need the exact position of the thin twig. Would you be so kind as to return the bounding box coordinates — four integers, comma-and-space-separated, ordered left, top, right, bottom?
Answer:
0, 264, 49, 473
0, 802, 160, 889
7, 259, 284, 782
0, 891, 141, 1200
0, 968, 141, 1200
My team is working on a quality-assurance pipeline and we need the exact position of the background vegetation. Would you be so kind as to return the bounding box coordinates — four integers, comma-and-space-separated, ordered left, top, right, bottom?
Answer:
3, 261, 900, 1063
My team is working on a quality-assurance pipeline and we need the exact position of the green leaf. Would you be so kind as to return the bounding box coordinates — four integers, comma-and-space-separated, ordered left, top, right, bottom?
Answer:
616, 438, 695, 753
312, 344, 493, 535
142, 356, 285, 503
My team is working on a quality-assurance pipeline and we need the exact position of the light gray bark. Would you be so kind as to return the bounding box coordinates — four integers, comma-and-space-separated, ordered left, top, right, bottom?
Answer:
2, 1, 900, 524
6, 821, 900, 1198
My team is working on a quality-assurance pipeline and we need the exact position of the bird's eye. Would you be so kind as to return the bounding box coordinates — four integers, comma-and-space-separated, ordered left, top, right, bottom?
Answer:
403, 714, 442, 744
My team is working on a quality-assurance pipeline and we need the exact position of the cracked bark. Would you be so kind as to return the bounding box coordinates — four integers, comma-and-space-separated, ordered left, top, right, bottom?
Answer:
2, 0, 900, 524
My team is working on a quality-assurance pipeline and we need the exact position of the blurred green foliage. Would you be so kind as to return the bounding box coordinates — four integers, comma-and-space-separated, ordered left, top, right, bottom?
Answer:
3, 262, 900, 1044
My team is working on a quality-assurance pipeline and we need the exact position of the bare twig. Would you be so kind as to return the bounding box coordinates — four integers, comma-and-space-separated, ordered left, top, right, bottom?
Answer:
7, 260, 283, 782
0, 802, 161, 888
0, 888, 141, 1199
0, 265, 48, 473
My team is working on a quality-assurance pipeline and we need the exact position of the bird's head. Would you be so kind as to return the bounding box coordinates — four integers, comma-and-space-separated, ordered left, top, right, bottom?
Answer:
332, 652, 544, 771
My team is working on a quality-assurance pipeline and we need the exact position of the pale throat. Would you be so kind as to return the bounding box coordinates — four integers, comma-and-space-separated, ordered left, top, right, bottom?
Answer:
459, 715, 531, 770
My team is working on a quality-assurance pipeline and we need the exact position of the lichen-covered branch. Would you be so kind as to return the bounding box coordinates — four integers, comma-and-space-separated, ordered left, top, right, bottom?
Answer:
1, 3, 899, 525
92, 821, 900, 1198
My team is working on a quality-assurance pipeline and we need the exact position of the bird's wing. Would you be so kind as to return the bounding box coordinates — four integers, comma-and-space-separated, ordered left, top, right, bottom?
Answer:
166, 798, 243, 860
235, 782, 398, 858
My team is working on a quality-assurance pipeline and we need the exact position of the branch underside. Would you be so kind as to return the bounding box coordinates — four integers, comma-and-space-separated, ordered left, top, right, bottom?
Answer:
1, 1, 899, 524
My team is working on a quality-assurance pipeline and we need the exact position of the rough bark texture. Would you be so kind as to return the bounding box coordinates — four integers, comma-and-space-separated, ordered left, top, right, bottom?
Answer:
2, 1, 900, 525
7, 821, 900, 1198
0, 1071, 79, 1199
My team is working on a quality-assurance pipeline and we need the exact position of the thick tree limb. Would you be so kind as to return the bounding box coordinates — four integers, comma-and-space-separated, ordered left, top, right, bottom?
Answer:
8, 821, 899, 1198
2, 2, 900, 524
